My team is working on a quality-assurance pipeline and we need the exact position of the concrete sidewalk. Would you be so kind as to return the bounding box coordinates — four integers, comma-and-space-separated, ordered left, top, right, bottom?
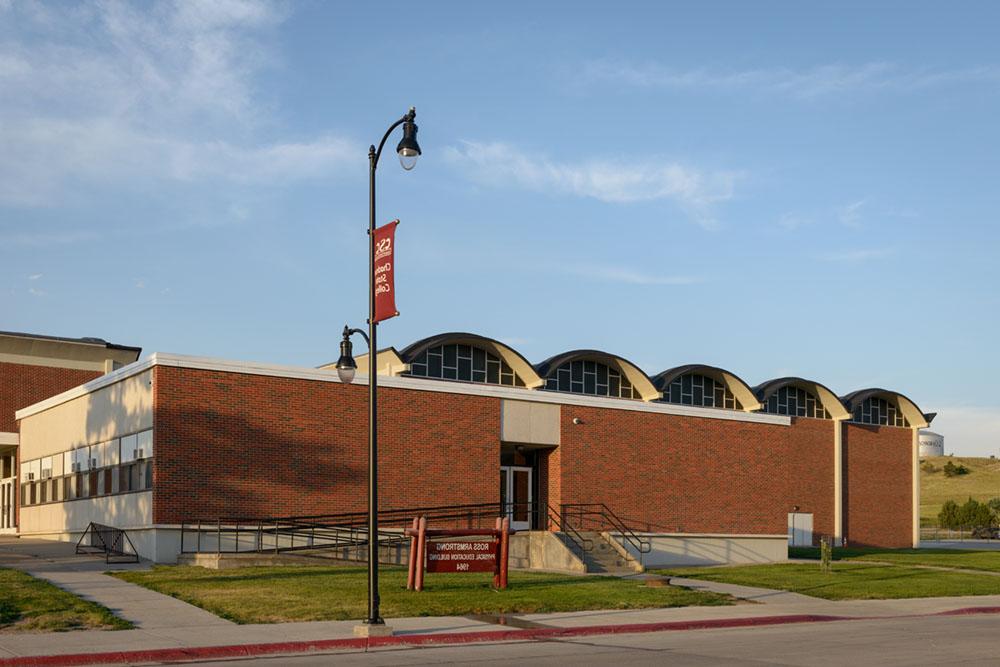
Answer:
3, 591, 1000, 663
4, 538, 1000, 664
0, 538, 232, 632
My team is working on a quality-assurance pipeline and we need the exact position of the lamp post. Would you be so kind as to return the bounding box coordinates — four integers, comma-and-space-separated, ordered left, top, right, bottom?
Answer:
336, 108, 421, 629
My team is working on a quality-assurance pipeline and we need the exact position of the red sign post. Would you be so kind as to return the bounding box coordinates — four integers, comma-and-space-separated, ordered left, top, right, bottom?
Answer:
372, 220, 398, 323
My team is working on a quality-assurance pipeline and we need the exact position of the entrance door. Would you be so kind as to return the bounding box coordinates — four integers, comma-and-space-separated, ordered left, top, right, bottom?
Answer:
500, 466, 533, 531
788, 512, 814, 546
0, 478, 13, 531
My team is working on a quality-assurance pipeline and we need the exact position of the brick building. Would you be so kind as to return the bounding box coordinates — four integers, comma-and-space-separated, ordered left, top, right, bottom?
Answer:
1, 331, 141, 534
10, 332, 931, 564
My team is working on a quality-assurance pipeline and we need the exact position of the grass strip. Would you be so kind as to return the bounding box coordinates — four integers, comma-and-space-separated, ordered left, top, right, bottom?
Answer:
113, 565, 731, 624
790, 546, 1000, 573
660, 561, 1000, 601
0, 567, 132, 633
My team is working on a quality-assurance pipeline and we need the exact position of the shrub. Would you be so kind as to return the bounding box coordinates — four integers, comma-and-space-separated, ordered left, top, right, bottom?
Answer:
921, 461, 938, 474
939, 500, 961, 529
956, 498, 995, 530
943, 461, 970, 477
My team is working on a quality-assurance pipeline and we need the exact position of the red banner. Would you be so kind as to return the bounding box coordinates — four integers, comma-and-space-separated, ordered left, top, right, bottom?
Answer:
373, 220, 398, 323
425, 540, 498, 573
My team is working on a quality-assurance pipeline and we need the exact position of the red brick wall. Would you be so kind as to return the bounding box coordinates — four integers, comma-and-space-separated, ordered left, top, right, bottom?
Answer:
1, 361, 100, 433
553, 407, 836, 541
148, 365, 914, 548
842, 422, 913, 548
152, 366, 500, 524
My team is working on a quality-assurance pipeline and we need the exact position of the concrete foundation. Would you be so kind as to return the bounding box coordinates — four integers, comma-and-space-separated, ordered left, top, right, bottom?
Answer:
610, 533, 789, 567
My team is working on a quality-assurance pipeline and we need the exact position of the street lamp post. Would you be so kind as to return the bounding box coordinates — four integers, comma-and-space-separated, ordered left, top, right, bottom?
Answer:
337, 108, 421, 629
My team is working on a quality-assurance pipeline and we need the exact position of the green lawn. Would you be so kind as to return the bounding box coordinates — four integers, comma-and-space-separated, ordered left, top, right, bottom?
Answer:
0, 567, 132, 633
790, 546, 1000, 573
660, 561, 1000, 601
112, 565, 731, 624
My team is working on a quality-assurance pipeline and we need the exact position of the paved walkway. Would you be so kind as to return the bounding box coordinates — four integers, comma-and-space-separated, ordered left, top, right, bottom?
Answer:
3, 537, 1000, 663
0, 538, 232, 635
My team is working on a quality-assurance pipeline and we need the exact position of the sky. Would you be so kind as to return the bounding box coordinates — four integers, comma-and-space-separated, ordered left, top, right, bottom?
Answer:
2, 1, 999, 455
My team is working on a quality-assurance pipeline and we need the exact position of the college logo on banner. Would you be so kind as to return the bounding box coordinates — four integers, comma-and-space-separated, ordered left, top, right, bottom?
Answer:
373, 220, 399, 323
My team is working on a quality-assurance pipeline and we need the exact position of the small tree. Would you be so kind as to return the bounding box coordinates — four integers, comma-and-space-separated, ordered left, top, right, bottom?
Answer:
939, 500, 960, 529
819, 536, 833, 573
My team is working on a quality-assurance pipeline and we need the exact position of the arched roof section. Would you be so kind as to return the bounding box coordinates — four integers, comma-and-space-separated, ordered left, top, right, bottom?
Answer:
754, 377, 850, 420
840, 388, 930, 429
399, 332, 545, 388
651, 364, 761, 411
534, 350, 660, 401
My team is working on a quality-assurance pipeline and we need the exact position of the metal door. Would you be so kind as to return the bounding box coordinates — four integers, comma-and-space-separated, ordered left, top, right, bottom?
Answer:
787, 512, 814, 546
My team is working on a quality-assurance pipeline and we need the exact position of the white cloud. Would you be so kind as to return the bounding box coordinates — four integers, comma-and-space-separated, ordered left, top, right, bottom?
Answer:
445, 140, 739, 228
579, 60, 1000, 99
0, 1, 357, 209
28, 273, 43, 280
0, 118, 358, 206
839, 199, 867, 227
821, 248, 893, 262
28, 287, 47, 297
0, 230, 99, 246
777, 213, 812, 231
929, 407, 1000, 458
581, 266, 702, 286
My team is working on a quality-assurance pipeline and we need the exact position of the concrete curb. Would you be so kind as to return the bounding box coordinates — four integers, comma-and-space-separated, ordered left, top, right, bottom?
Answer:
5, 608, 1000, 666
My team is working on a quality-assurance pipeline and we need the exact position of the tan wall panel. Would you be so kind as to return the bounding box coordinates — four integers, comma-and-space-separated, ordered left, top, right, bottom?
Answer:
18, 491, 153, 534
501, 400, 560, 445
18, 370, 153, 458
614, 533, 788, 567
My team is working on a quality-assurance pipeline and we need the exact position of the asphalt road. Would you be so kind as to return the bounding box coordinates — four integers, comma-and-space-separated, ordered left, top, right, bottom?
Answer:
184, 613, 997, 666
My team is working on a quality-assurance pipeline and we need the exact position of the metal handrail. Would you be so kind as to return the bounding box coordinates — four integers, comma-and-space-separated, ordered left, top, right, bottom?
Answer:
180, 501, 519, 556
179, 500, 645, 563
560, 503, 652, 556
543, 504, 593, 553
75, 522, 140, 563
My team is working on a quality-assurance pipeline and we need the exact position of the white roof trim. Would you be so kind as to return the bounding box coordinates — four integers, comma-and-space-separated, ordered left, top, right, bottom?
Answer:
16, 352, 791, 426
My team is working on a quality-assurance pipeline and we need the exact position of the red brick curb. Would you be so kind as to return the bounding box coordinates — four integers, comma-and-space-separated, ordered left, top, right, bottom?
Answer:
4, 608, 998, 666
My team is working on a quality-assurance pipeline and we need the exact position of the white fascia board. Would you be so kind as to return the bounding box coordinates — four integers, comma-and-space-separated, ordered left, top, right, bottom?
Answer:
16, 352, 791, 427
0, 432, 18, 446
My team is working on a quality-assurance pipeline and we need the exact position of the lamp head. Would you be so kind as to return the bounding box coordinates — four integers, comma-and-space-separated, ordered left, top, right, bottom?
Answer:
396, 107, 421, 171
335, 326, 357, 384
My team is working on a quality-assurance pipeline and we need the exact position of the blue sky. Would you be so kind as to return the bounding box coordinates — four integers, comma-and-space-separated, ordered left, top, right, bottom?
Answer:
3, 1, 999, 454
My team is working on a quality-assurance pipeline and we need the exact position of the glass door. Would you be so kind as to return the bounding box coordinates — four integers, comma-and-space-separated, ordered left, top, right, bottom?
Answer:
500, 465, 533, 531
0, 478, 13, 531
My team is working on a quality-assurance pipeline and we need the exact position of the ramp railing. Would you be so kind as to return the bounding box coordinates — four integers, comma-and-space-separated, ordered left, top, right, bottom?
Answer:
75, 522, 140, 564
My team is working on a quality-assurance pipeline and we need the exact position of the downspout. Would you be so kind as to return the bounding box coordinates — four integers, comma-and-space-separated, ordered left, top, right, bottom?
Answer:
834, 418, 844, 547
912, 427, 921, 548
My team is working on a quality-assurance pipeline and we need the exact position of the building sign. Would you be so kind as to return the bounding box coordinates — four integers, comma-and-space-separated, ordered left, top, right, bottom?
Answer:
373, 220, 399, 323
425, 539, 498, 573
